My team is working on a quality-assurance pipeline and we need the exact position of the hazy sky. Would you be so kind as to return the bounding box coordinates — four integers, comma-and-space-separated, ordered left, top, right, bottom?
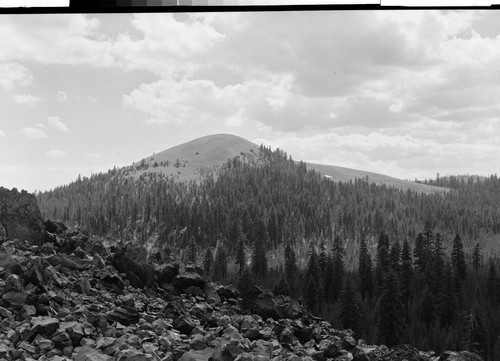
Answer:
1, 10, 500, 192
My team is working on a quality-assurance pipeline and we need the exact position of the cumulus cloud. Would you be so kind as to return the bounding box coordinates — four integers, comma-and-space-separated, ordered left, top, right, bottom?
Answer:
14, 94, 41, 106
47, 116, 68, 132
0, 15, 114, 67
0, 63, 32, 89
20, 127, 47, 138
46, 149, 65, 157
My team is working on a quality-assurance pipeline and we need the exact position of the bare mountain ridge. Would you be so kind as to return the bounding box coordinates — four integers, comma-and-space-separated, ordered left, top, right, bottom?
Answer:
128, 134, 446, 194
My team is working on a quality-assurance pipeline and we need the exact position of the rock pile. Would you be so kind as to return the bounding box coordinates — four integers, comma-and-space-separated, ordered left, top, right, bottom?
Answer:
0, 229, 484, 361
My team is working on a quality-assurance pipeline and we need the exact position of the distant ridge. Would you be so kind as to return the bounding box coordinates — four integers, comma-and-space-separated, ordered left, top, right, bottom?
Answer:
127, 133, 446, 194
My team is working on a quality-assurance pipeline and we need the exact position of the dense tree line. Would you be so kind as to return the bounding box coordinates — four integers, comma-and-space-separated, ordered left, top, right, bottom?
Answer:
36, 146, 500, 358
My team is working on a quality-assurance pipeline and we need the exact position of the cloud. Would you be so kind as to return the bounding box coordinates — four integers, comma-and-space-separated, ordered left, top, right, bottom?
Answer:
46, 149, 65, 158
14, 94, 41, 106
112, 14, 225, 75
56, 91, 68, 102
0, 15, 114, 67
47, 116, 68, 132
84, 152, 99, 158
0, 129, 5, 137
0, 62, 32, 89
20, 127, 47, 138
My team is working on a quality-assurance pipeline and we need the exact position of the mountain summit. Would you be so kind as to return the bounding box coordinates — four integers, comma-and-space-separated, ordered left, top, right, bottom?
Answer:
129, 134, 444, 194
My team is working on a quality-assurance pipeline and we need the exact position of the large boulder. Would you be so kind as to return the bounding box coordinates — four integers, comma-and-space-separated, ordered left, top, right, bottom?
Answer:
242, 285, 282, 320
112, 249, 155, 289
0, 187, 45, 244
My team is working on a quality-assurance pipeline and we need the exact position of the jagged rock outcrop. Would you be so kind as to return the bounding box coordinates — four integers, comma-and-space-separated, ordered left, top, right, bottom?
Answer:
0, 187, 45, 245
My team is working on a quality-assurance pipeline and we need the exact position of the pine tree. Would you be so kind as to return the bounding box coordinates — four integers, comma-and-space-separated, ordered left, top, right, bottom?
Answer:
274, 276, 291, 296
358, 235, 373, 300
438, 261, 457, 328
202, 248, 213, 277
331, 235, 345, 303
429, 232, 445, 294
452, 234, 467, 281
339, 278, 360, 333
324, 251, 334, 300
375, 231, 390, 297
377, 270, 404, 347
318, 238, 328, 277
186, 235, 197, 264
472, 243, 481, 275
251, 237, 268, 279
213, 243, 227, 281
461, 308, 487, 359
414, 232, 425, 273
486, 262, 497, 304
236, 237, 245, 274
304, 246, 320, 311
389, 239, 401, 272
284, 244, 297, 286
238, 266, 255, 299
399, 239, 414, 319
420, 285, 435, 329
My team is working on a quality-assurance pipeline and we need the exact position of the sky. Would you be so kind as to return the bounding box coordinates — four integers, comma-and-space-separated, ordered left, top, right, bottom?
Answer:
1, 10, 500, 192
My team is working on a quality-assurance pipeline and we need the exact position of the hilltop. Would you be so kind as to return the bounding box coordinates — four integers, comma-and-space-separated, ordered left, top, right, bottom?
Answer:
124, 134, 446, 194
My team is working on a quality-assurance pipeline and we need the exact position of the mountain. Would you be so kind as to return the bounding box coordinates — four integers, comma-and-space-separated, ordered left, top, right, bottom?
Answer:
127, 133, 445, 194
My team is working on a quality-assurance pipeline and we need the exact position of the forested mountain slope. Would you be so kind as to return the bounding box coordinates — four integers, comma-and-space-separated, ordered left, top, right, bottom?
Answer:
35, 141, 500, 359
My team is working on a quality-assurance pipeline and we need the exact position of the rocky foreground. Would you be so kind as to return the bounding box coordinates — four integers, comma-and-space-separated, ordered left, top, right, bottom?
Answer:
0, 187, 484, 361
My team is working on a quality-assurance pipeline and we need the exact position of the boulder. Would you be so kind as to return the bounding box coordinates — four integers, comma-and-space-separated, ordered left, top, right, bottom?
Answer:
75, 345, 113, 361
242, 286, 282, 320
0, 187, 45, 245
156, 262, 180, 285
44, 219, 67, 235
173, 272, 206, 291
107, 307, 139, 326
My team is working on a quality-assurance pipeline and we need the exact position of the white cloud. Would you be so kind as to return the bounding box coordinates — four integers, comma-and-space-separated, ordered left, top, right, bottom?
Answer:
0, 129, 5, 137
56, 91, 68, 102
0, 15, 114, 67
46, 149, 65, 157
83, 152, 99, 158
14, 94, 41, 106
0, 63, 32, 89
20, 127, 47, 138
47, 116, 68, 132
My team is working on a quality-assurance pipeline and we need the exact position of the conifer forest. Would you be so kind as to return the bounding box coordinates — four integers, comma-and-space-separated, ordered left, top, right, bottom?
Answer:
37, 146, 500, 360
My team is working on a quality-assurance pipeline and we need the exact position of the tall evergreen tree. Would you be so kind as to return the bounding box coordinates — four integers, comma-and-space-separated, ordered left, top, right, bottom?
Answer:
375, 231, 390, 297
185, 235, 197, 264
251, 237, 268, 278
236, 237, 245, 274
461, 308, 487, 359
213, 243, 228, 281
472, 243, 482, 275
331, 234, 345, 303
429, 232, 445, 294
377, 270, 404, 347
413, 233, 426, 273
452, 234, 467, 281
389, 239, 401, 272
438, 261, 457, 328
358, 235, 373, 300
420, 285, 436, 329
486, 262, 497, 304
238, 266, 255, 300
399, 239, 414, 319
304, 246, 320, 311
339, 278, 360, 333
202, 248, 213, 277
284, 244, 297, 286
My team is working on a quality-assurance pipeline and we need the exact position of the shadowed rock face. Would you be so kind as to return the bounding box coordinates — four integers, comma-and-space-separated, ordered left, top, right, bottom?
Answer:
0, 187, 45, 245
